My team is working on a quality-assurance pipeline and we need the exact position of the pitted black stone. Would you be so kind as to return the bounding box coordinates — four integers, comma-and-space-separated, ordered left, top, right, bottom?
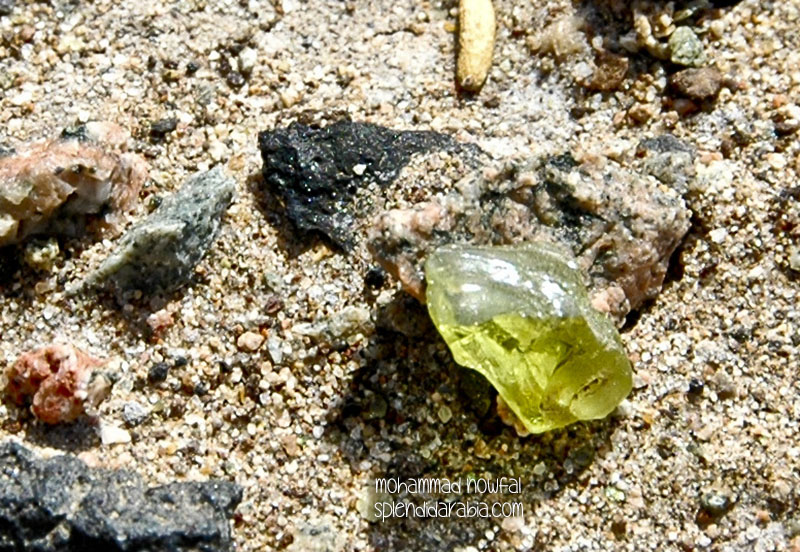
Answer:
0, 441, 241, 552
258, 120, 461, 249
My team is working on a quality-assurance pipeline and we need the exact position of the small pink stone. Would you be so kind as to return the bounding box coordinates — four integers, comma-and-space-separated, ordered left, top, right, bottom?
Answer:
4, 343, 106, 424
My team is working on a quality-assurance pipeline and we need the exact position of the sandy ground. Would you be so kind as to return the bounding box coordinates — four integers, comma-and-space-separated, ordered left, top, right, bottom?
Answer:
1, 0, 799, 550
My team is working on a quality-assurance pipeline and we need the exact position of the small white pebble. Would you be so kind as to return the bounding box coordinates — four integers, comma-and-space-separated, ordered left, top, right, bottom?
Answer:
709, 228, 728, 244
207, 140, 230, 162
99, 424, 132, 445
238, 47, 257, 75
276, 409, 292, 428
10, 90, 32, 106
767, 153, 786, 170
789, 247, 800, 271
709, 19, 725, 39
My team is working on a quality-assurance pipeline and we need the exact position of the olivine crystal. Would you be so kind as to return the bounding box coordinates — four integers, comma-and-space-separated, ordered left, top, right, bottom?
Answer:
425, 243, 632, 433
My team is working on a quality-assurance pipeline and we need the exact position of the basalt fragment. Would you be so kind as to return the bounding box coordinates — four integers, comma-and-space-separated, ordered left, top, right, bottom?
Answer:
258, 120, 461, 249
0, 441, 241, 551
425, 242, 632, 433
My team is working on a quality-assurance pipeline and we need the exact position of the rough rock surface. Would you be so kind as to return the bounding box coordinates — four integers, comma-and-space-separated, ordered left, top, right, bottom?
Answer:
369, 143, 693, 324
4, 343, 105, 425
82, 166, 235, 298
0, 441, 241, 551
668, 26, 707, 67
0, 0, 796, 550
669, 67, 725, 100
0, 122, 147, 247
258, 120, 465, 249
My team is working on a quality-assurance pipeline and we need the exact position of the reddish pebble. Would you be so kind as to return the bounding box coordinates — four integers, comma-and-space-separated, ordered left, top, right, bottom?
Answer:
146, 308, 174, 333
4, 343, 106, 424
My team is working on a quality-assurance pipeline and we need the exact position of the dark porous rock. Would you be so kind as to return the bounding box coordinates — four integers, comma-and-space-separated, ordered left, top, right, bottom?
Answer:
584, 51, 629, 92
149, 117, 178, 140
669, 67, 724, 100
0, 441, 241, 551
0, 0, 13, 16
364, 266, 386, 289
81, 167, 235, 299
147, 361, 170, 383
368, 151, 692, 325
258, 120, 463, 249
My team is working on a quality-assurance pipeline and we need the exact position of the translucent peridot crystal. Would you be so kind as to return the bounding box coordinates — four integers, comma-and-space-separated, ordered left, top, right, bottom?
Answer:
425, 243, 632, 434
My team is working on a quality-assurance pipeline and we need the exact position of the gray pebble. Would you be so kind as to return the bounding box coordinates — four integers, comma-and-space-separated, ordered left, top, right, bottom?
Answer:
122, 401, 150, 426
700, 491, 732, 517
82, 166, 235, 299
266, 335, 284, 365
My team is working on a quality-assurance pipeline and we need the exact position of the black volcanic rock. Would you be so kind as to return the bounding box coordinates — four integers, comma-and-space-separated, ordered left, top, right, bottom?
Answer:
257, 120, 459, 249
0, 441, 241, 551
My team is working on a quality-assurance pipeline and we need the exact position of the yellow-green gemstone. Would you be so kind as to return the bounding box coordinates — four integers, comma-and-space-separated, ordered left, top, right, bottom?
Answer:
425, 242, 632, 434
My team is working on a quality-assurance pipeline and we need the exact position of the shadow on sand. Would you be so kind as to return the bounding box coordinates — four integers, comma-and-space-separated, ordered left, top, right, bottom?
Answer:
323, 291, 622, 551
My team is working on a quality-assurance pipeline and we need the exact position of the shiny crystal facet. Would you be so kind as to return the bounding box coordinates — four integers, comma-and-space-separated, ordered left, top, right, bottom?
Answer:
425, 242, 633, 434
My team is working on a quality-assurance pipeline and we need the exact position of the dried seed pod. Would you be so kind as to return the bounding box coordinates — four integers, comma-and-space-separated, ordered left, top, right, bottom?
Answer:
457, 0, 496, 92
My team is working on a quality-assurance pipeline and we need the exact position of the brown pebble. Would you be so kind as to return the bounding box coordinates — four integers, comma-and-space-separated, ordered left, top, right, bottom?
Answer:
19, 26, 35, 42
628, 103, 657, 124
264, 295, 284, 315
585, 51, 629, 92
669, 67, 724, 100
280, 433, 300, 457
611, 516, 627, 539
672, 98, 699, 117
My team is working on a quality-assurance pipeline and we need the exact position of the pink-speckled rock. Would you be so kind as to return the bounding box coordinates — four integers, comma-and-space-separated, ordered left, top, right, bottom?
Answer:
0, 122, 147, 246
368, 143, 693, 326
4, 343, 106, 424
